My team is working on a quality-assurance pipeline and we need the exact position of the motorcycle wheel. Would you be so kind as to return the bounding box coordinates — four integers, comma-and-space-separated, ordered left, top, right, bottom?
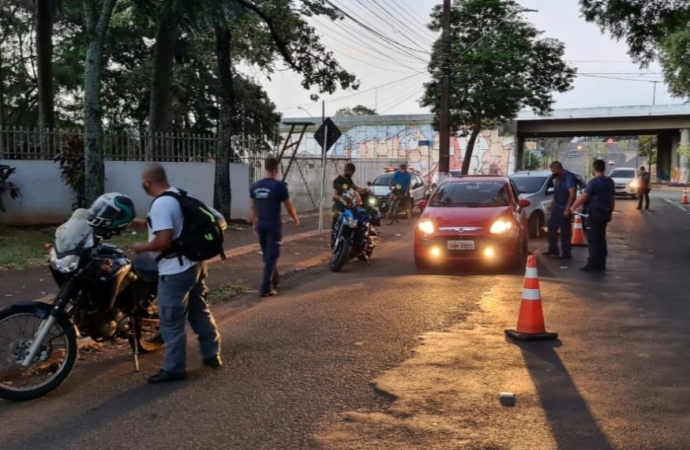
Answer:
0, 304, 78, 401
387, 201, 399, 225
330, 239, 351, 272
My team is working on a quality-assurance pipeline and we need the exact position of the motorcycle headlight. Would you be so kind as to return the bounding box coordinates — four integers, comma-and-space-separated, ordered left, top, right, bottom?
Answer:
418, 219, 435, 235
490, 219, 513, 234
49, 248, 80, 273
368, 197, 377, 206
347, 218, 358, 228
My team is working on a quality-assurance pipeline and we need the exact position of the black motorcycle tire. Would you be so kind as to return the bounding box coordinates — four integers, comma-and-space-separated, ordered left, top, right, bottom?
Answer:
0, 304, 78, 401
330, 239, 351, 272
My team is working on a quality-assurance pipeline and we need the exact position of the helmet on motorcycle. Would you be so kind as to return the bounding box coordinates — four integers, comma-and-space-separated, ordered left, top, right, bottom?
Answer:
342, 189, 362, 208
87, 193, 136, 231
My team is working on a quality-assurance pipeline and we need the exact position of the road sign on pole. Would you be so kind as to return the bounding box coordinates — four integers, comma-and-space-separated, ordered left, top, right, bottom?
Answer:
314, 118, 342, 153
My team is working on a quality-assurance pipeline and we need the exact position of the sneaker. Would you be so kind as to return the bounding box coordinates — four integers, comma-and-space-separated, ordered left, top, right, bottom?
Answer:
203, 355, 222, 369
260, 289, 278, 298
148, 369, 187, 384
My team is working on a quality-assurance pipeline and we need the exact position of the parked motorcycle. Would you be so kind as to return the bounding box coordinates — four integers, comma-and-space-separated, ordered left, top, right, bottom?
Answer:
330, 192, 380, 272
0, 208, 163, 401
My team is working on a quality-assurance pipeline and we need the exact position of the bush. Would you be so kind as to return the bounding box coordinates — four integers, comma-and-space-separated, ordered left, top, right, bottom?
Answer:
54, 135, 86, 210
0, 164, 21, 212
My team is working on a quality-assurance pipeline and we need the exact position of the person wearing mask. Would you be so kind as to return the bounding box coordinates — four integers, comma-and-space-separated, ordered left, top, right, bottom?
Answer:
543, 161, 578, 260
131, 163, 221, 384
636, 166, 651, 210
331, 163, 369, 245
571, 159, 615, 273
388, 163, 413, 218
250, 157, 300, 298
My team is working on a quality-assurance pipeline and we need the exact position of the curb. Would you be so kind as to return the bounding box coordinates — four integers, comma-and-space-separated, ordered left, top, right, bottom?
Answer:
652, 185, 688, 192
28, 228, 325, 304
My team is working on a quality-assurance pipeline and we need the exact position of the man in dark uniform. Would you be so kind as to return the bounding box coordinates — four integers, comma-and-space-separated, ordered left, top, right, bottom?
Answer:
331, 162, 369, 246
250, 157, 300, 297
571, 159, 615, 273
543, 161, 578, 260
636, 166, 651, 210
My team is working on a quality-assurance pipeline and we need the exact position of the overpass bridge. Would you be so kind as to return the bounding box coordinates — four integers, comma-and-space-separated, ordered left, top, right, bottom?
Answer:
511, 104, 690, 182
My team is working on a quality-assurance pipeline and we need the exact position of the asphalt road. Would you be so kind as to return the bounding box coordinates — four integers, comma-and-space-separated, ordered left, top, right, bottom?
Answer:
1, 191, 689, 449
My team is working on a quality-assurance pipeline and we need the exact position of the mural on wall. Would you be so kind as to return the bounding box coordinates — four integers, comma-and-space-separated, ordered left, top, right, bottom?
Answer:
282, 123, 515, 178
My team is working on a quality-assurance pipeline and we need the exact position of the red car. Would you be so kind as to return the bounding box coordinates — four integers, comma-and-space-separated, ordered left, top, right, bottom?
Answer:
414, 175, 531, 269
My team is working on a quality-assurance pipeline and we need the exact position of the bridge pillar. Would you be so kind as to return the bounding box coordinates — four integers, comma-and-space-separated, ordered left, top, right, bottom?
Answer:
515, 136, 525, 172
680, 129, 690, 183
657, 133, 673, 182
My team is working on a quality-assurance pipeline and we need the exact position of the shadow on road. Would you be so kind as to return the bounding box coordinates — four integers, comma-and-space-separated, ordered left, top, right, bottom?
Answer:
508, 339, 613, 450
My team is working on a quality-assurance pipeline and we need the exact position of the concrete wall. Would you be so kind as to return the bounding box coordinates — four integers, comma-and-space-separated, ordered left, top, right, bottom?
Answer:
0, 160, 250, 225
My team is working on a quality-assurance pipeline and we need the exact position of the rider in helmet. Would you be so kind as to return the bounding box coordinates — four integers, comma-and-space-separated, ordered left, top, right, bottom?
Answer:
331, 163, 370, 245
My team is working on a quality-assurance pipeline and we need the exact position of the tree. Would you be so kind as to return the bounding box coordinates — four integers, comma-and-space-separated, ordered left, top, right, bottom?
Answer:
579, 0, 690, 98
35, 0, 59, 139
422, 0, 576, 175
524, 151, 541, 170
335, 105, 377, 116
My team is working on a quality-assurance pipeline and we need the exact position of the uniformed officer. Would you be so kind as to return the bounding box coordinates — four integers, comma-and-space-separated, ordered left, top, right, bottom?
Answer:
570, 159, 615, 273
250, 157, 300, 297
544, 161, 578, 260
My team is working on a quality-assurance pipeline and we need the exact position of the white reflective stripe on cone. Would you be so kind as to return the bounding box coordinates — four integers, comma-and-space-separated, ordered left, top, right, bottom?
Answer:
525, 267, 538, 278
522, 288, 541, 301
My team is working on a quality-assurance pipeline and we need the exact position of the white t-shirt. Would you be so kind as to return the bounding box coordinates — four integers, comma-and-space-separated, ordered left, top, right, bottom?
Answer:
147, 187, 194, 276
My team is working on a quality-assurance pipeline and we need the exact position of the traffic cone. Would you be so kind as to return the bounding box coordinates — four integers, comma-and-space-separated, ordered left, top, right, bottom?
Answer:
682, 188, 689, 205
505, 255, 558, 341
571, 214, 587, 247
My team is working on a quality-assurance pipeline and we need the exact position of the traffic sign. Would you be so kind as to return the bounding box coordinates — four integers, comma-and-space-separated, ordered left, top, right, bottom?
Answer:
314, 118, 342, 153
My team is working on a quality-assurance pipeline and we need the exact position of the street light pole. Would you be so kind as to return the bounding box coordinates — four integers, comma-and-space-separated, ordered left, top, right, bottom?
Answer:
438, 0, 451, 176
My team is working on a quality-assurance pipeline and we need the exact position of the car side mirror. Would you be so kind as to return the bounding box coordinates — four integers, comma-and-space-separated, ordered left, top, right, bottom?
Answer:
518, 199, 531, 208
367, 181, 372, 186
546, 187, 555, 195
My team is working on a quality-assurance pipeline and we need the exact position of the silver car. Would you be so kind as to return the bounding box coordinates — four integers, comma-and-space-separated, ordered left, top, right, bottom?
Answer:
509, 170, 586, 238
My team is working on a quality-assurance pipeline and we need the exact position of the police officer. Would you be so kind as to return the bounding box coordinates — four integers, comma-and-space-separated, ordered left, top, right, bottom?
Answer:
636, 166, 651, 210
250, 157, 300, 297
543, 161, 578, 260
570, 159, 615, 273
331, 163, 369, 246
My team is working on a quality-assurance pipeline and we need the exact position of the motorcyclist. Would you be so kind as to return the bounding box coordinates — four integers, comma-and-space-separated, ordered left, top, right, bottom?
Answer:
331, 163, 370, 246
388, 163, 412, 218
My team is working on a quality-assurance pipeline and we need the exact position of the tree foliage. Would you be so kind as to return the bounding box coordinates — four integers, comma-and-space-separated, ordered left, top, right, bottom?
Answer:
335, 105, 378, 116
422, 0, 576, 174
579, 0, 690, 98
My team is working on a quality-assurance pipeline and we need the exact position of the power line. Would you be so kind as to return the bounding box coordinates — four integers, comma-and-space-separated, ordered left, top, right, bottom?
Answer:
367, 0, 435, 47
352, 0, 433, 51
378, 87, 425, 114
578, 73, 664, 83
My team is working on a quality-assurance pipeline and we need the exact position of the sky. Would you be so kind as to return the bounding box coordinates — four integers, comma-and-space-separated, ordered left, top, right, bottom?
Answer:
241, 0, 681, 120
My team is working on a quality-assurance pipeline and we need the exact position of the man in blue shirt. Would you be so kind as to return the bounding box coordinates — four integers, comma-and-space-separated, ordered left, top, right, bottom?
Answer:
544, 161, 578, 260
389, 163, 413, 217
250, 157, 300, 297
571, 159, 615, 272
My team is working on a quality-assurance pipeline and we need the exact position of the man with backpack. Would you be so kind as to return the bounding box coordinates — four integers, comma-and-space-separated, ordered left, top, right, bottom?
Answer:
131, 163, 222, 384
250, 157, 300, 298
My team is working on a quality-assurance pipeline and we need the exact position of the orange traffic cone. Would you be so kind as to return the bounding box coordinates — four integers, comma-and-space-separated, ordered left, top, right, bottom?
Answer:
682, 188, 689, 205
571, 214, 587, 247
505, 255, 558, 341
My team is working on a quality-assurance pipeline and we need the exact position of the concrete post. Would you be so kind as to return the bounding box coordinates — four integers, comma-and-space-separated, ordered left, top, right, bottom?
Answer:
680, 129, 690, 183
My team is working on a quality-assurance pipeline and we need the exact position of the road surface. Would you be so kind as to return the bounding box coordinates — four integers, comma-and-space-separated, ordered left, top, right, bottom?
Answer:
1, 191, 689, 449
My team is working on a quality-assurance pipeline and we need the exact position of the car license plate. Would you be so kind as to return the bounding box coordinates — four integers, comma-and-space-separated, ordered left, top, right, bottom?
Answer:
447, 240, 474, 250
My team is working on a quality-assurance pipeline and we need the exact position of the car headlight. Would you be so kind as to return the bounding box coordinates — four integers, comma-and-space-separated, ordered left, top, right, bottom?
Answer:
629, 180, 638, 189
418, 220, 435, 234
49, 248, 80, 273
490, 219, 513, 234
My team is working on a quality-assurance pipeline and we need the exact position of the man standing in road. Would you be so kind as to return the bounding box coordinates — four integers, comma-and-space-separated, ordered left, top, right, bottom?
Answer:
132, 163, 222, 384
544, 161, 578, 260
637, 166, 651, 210
331, 163, 369, 246
571, 159, 616, 273
250, 157, 300, 298
389, 163, 412, 218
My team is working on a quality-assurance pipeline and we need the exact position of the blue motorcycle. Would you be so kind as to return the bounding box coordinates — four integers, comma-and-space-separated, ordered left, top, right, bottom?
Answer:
330, 195, 380, 272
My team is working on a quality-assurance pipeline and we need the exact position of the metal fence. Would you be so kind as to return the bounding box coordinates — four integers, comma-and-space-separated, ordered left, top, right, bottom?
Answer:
0, 127, 259, 162
246, 155, 406, 213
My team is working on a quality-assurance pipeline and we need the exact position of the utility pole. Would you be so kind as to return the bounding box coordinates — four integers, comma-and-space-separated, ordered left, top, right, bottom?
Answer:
652, 81, 658, 105
438, 0, 451, 175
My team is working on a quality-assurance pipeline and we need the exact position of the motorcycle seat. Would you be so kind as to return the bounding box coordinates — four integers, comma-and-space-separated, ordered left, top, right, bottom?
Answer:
131, 254, 159, 283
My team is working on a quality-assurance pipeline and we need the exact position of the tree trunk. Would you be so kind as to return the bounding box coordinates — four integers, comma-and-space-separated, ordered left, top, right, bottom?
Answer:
214, 24, 234, 221
35, 0, 55, 135
0, 46, 5, 159
147, 14, 177, 160
83, 0, 118, 206
461, 117, 482, 175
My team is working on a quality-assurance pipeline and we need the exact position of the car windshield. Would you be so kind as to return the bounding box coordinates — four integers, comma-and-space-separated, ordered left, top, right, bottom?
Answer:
510, 176, 547, 194
54, 208, 95, 254
429, 181, 510, 207
609, 169, 635, 179
372, 173, 394, 186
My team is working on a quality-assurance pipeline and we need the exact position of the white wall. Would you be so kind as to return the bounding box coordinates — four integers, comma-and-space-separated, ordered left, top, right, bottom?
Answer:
0, 160, 250, 225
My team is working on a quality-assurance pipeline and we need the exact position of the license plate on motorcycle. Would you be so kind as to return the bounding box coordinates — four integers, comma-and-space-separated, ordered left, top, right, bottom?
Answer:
447, 240, 474, 250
